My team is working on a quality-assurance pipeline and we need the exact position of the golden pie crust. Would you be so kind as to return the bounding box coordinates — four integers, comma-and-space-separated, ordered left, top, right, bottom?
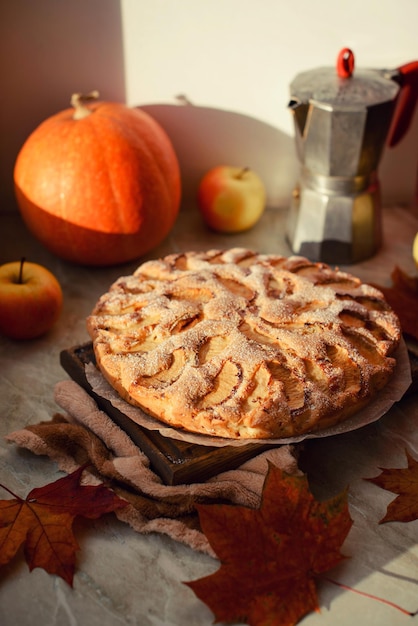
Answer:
87, 248, 401, 439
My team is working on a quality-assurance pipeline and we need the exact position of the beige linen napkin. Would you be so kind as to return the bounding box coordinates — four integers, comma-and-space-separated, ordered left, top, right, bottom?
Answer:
6, 380, 299, 557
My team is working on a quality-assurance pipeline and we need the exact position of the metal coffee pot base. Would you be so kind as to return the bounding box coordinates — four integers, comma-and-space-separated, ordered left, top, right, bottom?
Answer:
286, 183, 382, 265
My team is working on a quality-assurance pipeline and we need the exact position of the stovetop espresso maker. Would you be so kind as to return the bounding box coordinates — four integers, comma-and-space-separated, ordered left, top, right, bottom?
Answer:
286, 48, 418, 264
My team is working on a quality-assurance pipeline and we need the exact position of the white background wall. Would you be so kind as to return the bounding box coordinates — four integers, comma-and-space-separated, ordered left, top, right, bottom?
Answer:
2, 0, 418, 211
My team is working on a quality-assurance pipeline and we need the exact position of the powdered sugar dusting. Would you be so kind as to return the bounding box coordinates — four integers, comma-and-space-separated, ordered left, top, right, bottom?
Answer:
86, 247, 401, 439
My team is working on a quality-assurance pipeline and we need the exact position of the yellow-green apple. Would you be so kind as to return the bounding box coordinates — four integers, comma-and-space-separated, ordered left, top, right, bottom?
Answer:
413, 232, 418, 267
197, 166, 266, 233
0, 258, 63, 339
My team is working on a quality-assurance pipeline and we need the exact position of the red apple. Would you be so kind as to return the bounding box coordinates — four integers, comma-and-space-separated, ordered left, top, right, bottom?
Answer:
0, 258, 63, 339
197, 166, 266, 233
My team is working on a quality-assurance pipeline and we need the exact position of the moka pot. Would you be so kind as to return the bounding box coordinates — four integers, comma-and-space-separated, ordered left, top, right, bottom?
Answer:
286, 48, 418, 264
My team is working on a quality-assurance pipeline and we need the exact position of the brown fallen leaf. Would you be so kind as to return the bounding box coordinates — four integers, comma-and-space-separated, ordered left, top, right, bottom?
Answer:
366, 449, 418, 523
0, 465, 128, 586
373, 266, 418, 341
185, 463, 353, 626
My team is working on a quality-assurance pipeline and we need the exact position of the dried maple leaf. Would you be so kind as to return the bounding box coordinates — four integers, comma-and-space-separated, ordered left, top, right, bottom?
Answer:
373, 266, 418, 341
0, 465, 127, 586
366, 449, 418, 523
186, 463, 353, 626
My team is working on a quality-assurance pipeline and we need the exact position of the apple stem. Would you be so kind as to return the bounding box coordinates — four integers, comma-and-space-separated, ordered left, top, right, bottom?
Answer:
236, 167, 250, 180
18, 257, 25, 284
71, 91, 99, 120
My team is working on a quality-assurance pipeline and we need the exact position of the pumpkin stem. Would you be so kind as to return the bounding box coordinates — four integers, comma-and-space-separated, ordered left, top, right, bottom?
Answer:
71, 91, 99, 120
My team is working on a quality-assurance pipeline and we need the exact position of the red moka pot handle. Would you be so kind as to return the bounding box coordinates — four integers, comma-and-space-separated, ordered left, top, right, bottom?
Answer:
388, 60, 418, 147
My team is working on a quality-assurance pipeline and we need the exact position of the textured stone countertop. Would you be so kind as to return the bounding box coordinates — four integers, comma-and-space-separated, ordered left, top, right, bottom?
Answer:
1, 205, 418, 626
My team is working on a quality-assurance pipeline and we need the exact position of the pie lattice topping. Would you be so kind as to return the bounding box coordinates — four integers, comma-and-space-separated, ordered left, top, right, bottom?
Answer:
87, 248, 401, 439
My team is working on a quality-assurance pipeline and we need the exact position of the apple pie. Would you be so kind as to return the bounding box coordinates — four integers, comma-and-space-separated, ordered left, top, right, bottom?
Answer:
86, 248, 401, 439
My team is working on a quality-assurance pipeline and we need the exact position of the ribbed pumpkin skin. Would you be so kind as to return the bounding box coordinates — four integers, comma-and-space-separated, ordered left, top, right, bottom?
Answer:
14, 102, 181, 266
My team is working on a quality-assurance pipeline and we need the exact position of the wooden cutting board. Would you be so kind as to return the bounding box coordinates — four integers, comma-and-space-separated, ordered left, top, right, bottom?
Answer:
60, 343, 274, 485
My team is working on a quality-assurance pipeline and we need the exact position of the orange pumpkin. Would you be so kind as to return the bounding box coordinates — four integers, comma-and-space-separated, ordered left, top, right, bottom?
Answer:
14, 92, 181, 266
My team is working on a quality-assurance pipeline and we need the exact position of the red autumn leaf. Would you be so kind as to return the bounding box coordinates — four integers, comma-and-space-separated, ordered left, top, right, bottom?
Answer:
366, 449, 418, 523
186, 463, 353, 626
0, 465, 128, 586
373, 266, 418, 341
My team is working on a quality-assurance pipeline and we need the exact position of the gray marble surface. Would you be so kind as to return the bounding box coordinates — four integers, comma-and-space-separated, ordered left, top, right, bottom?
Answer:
1, 205, 418, 626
